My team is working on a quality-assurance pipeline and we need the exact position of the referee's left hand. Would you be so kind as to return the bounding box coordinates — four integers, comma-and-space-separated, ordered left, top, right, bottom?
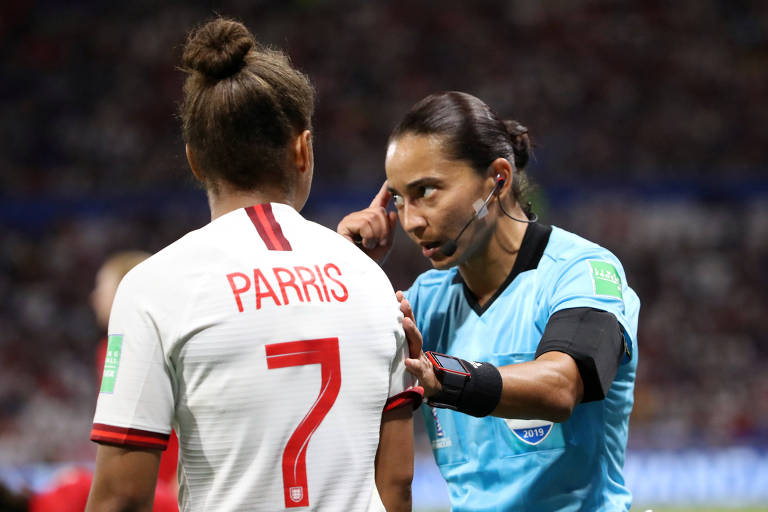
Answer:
396, 291, 441, 397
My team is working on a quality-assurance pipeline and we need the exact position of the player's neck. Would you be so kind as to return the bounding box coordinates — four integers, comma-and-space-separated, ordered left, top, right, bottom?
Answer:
458, 210, 528, 306
207, 184, 296, 221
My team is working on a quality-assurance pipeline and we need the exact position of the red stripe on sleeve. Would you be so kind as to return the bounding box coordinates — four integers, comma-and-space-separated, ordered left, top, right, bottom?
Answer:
91, 423, 170, 450
256, 203, 292, 251
246, 206, 278, 250
383, 386, 424, 412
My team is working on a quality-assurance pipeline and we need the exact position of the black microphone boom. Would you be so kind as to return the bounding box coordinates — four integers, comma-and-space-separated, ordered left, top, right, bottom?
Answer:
438, 176, 505, 257
436, 175, 537, 257
440, 239, 458, 257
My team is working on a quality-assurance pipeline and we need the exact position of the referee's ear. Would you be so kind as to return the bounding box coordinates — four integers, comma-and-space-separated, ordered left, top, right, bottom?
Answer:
487, 157, 513, 199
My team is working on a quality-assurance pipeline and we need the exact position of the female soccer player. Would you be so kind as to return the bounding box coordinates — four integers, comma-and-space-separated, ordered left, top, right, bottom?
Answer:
338, 91, 640, 511
86, 18, 418, 512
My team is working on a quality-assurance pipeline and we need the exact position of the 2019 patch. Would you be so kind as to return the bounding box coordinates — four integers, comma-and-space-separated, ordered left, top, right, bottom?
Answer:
505, 418, 554, 445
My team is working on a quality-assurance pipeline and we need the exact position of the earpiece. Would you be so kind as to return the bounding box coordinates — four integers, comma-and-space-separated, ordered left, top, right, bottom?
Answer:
493, 172, 538, 223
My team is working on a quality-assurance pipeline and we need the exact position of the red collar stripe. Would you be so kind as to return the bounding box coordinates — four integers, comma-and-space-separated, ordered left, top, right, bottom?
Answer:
246, 204, 292, 251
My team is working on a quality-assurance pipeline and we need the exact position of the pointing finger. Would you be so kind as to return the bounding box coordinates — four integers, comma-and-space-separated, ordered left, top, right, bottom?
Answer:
369, 180, 392, 209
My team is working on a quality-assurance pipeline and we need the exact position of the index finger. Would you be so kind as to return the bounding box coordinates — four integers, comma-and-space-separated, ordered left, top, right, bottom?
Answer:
402, 316, 423, 359
398, 294, 414, 322
369, 180, 392, 209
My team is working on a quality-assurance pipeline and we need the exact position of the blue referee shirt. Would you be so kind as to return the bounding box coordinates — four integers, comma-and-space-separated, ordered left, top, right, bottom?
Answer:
406, 223, 640, 511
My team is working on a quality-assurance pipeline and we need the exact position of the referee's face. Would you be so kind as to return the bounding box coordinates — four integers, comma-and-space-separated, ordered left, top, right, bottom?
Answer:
385, 134, 495, 270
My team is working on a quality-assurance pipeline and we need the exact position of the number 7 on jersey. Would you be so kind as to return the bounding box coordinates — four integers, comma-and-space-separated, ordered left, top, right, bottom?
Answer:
265, 338, 341, 508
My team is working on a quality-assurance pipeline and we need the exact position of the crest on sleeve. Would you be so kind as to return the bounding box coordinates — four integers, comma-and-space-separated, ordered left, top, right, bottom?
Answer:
588, 260, 623, 299
100, 334, 123, 393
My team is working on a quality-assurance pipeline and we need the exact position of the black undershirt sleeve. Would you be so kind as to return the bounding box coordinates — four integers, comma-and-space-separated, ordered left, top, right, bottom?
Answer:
534, 307, 627, 403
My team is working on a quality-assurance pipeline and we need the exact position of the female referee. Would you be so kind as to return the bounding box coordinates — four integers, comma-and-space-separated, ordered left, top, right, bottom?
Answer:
338, 91, 640, 511
86, 18, 417, 512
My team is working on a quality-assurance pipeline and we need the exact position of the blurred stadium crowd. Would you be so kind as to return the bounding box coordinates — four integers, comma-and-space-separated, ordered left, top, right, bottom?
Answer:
1, 1, 767, 464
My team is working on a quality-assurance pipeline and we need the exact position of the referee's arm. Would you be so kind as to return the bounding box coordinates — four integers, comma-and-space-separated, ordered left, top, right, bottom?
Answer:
495, 307, 627, 421
403, 303, 626, 422
494, 352, 584, 422
481, 307, 625, 422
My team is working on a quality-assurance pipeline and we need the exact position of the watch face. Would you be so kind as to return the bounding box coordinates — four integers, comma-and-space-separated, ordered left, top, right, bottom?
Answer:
429, 352, 470, 376
432, 353, 466, 372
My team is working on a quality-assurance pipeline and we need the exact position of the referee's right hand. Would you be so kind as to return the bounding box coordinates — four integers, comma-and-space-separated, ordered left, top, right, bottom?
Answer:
397, 291, 442, 398
337, 181, 397, 263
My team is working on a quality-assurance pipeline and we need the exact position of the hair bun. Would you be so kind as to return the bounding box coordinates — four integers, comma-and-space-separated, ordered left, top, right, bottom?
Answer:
503, 120, 527, 138
502, 119, 532, 169
182, 18, 254, 79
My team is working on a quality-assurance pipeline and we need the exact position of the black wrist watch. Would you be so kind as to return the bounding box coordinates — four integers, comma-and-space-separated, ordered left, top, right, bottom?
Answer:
425, 351, 471, 409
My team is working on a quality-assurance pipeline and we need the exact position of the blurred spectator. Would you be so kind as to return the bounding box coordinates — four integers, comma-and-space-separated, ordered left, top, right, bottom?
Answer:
91, 251, 151, 374
0, 465, 178, 512
0, 248, 181, 509
1, 1, 766, 195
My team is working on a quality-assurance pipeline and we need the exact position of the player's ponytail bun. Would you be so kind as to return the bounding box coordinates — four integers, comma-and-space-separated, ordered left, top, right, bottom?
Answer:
180, 17, 314, 193
182, 18, 254, 80
502, 120, 532, 170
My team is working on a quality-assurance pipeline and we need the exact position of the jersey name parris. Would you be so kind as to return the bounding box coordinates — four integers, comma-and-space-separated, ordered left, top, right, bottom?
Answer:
92, 203, 414, 512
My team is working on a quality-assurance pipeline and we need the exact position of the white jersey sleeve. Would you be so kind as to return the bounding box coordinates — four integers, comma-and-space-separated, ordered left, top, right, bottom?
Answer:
91, 266, 174, 450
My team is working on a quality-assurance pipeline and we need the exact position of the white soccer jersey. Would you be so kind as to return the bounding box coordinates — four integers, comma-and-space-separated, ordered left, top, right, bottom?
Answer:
91, 202, 418, 512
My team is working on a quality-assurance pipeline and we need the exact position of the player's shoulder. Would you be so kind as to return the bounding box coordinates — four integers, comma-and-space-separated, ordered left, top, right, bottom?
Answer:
125, 205, 267, 279
277, 208, 400, 297
300, 215, 394, 274
114, 240, 185, 297
301, 216, 366, 256
117, 216, 222, 293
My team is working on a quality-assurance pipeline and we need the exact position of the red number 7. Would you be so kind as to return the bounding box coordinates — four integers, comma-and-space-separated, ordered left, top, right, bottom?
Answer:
265, 338, 341, 508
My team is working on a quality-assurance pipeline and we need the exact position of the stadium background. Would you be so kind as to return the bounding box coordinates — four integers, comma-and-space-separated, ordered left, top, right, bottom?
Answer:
1, 1, 766, 509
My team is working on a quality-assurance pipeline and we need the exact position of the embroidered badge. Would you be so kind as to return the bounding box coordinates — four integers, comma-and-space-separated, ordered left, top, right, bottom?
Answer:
100, 334, 123, 393
289, 486, 304, 503
588, 260, 623, 299
505, 418, 554, 445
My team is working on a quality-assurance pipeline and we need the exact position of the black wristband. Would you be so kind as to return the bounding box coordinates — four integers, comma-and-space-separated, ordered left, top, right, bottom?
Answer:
429, 358, 503, 417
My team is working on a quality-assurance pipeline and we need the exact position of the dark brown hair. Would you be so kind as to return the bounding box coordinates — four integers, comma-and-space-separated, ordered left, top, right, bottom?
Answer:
390, 91, 534, 215
180, 18, 315, 193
